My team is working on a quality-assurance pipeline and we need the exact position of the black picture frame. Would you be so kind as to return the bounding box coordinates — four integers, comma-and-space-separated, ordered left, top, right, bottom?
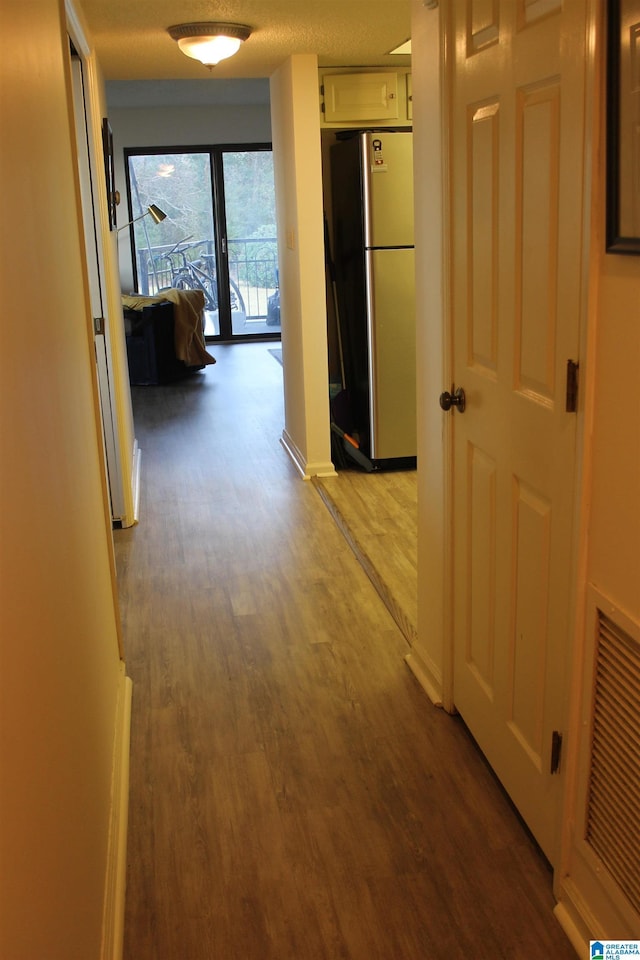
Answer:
102, 117, 118, 231
606, 0, 640, 253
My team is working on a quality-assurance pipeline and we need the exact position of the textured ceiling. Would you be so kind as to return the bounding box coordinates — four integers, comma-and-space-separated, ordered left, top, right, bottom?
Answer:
78, 0, 412, 81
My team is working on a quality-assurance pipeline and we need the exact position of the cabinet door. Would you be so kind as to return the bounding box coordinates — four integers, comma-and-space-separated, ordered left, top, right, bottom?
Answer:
322, 73, 399, 122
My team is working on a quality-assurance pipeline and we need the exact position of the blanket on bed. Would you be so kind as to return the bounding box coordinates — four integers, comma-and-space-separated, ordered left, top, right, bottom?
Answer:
122, 289, 215, 367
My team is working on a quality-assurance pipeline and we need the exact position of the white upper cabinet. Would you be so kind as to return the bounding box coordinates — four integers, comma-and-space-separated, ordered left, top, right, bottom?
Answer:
321, 73, 400, 123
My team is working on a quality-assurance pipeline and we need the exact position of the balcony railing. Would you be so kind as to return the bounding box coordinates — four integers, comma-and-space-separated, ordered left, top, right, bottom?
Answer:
136, 236, 278, 323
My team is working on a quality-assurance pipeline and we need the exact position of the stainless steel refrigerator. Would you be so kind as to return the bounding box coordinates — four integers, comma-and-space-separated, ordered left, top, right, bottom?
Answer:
330, 130, 416, 469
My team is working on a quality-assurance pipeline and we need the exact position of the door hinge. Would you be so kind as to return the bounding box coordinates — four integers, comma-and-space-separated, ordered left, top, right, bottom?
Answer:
565, 359, 579, 412
550, 730, 563, 775
94, 316, 104, 336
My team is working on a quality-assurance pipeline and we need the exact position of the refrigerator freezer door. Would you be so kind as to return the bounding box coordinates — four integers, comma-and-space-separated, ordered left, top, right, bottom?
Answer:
362, 132, 414, 249
366, 247, 416, 460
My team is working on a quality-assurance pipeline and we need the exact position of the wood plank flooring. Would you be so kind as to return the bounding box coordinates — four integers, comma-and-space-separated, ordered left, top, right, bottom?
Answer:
114, 342, 575, 960
313, 469, 417, 645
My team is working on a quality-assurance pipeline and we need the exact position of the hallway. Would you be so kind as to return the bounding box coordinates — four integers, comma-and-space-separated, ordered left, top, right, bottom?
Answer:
113, 342, 575, 959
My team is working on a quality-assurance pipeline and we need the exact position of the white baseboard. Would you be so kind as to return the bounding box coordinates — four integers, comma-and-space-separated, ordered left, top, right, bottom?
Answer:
405, 646, 444, 708
101, 666, 133, 960
280, 429, 336, 479
553, 899, 589, 958
130, 441, 141, 526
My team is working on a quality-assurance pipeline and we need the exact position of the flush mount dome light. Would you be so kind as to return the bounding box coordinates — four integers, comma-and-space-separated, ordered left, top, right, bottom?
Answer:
167, 22, 252, 68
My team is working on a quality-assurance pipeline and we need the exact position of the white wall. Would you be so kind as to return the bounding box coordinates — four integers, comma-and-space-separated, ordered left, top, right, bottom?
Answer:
587, 252, 640, 615
270, 55, 335, 478
556, 4, 640, 930
108, 102, 273, 291
0, 0, 127, 956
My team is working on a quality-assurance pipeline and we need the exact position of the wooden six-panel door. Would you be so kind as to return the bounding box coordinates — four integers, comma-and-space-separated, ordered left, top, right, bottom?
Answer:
448, 0, 588, 862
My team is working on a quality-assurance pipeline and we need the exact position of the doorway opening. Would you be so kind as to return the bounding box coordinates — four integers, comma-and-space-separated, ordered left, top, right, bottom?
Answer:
124, 144, 280, 342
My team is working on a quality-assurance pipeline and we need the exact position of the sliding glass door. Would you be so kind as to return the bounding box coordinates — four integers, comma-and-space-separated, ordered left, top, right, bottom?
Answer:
125, 144, 280, 341
221, 150, 279, 337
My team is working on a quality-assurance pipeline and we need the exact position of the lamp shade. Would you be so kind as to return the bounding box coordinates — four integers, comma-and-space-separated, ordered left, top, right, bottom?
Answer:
117, 204, 167, 232
167, 22, 252, 67
147, 204, 167, 224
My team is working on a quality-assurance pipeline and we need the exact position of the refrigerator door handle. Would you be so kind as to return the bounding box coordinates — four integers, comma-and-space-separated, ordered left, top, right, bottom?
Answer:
361, 132, 374, 248
364, 249, 378, 457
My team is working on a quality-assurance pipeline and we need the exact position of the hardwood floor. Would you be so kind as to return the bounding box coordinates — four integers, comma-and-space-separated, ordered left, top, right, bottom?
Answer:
114, 342, 574, 960
313, 469, 417, 645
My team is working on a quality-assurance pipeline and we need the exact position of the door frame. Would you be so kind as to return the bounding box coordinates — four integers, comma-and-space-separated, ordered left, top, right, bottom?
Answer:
69, 53, 125, 521
405, 0, 456, 714
66, 0, 138, 530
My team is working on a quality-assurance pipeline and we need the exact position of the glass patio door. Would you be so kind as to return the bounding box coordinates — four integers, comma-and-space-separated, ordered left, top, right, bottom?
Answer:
221, 150, 279, 337
125, 145, 279, 341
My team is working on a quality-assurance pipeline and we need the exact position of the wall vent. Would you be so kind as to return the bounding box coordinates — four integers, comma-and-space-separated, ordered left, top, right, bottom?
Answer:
585, 608, 640, 914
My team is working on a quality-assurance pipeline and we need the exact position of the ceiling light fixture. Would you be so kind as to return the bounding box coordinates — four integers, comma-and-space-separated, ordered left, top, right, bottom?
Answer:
167, 22, 252, 69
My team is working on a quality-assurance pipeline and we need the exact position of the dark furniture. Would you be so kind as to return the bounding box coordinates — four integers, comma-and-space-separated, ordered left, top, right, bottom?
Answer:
123, 300, 204, 385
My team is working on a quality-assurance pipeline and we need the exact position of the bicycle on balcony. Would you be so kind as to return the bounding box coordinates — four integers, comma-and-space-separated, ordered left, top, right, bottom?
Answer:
156, 237, 246, 315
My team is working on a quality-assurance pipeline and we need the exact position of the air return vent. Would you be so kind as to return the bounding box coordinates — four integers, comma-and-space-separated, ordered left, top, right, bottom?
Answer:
585, 609, 640, 914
